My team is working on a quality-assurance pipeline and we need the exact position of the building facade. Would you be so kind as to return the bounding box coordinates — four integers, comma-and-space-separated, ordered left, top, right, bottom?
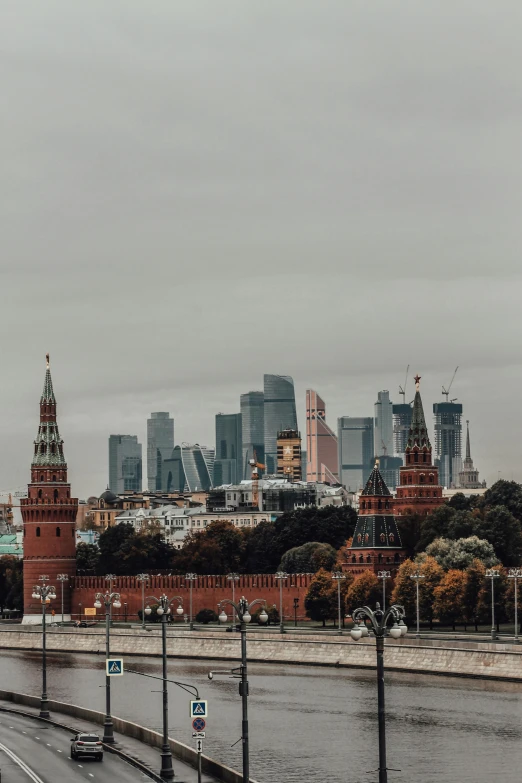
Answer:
214, 412, 242, 485
458, 421, 485, 489
263, 375, 297, 475
392, 402, 412, 461
277, 429, 302, 481
108, 435, 142, 493
147, 412, 174, 491
162, 444, 214, 492
433, 401, 463, 488
305, 389, 338, 483
374, 390, 394, 457
240, 391, 264, 480
394, 376, 445, 517
344, 461, 404, 576
21, 358, 78, 621
337, 416, 374, 492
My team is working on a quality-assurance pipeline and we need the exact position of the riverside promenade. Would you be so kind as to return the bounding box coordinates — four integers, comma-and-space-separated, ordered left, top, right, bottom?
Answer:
1, 626, 521, 681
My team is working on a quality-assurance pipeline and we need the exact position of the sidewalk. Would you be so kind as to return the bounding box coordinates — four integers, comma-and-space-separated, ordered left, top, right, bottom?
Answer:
0, 698, 219, 783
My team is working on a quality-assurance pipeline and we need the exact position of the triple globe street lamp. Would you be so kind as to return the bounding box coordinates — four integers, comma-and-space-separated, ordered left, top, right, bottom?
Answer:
351, 603, 407, 783
31, 576, 57, 719
485, 569, 500, 641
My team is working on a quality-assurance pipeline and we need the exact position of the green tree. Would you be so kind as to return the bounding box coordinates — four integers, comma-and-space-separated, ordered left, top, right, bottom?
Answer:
473, 506, 522, 566
0, 556, 23, 613
433, 569, 466, 630
425, 536, 497, 570
279, 542, 337, 573
196, 608, 218, 624
391, 559, 418, 618
345, 572, 380, 615
274, 506, 357, 559
241, 522, 279, 574
175, 533, 226, 574
97, 523, 136, 575
76, 543, 100, 574
304, 569, 337, 626
417, 505, 456, 552
396, 512, 423, 559
480, 480, 522, 521
119, 531, 175, 574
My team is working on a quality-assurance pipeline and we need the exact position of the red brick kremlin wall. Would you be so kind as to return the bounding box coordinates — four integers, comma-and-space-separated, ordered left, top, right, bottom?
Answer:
71, 574, 315, 623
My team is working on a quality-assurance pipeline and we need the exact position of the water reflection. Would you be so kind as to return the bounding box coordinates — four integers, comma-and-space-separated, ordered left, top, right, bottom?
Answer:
0, 650, 520, 782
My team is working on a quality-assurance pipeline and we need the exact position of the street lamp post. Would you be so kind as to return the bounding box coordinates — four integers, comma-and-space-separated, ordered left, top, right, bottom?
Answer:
185, 573, 197, 630
56, 574, 69, 625
410, 569, 425, 638
227, 573, 240, 626
275, 572, 288, 633
377, 570, 391, 610
508, 568, 522, 642
145, 593, 184, 781
31, 576, 57, 718
485, 569, 500, 641
293, 597, 299, 628
351, 603, 407, 783
105, 573, 116, 619
94, 589, 122, 744
216, 596, 268, 783
331, 572, 346, 634
137, 573, 149, 629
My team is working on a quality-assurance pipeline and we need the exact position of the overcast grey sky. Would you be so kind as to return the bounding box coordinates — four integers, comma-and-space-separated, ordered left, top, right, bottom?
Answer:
1, 1, 521, 498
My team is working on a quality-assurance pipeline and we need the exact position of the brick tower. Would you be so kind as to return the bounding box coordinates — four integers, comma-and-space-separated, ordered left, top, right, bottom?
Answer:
344, 460, 404, 576
21, 356, 78, 622
394, 375, 444, 517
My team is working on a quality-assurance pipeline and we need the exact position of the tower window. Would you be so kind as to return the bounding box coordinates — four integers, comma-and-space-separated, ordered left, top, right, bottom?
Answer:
40, 475, 44, 481
54, 489, 59, 502
52, 475, 56, 482
56, 527, 61, 537
36, 527, 40, 537
38, 489, 42, 499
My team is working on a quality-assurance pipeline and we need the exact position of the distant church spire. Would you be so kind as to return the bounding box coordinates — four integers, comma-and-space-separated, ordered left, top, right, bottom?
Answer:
465, 419, 471, 462
406, 374, 432, 454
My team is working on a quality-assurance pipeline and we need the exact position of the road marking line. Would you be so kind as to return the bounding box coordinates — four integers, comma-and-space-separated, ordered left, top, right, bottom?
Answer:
57, 749, 62, 753
46, 743, 51, 746
88, 774, 94, 778
35, 736, 40, 739
22, 731, 27, 734
0, 740, 46, 783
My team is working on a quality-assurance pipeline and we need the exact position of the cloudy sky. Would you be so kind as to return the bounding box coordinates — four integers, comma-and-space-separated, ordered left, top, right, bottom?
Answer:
1, 1, 520, 498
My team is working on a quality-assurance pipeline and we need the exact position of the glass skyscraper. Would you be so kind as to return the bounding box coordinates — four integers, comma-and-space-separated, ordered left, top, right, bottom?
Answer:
162, 444, 214, 492
147, 412, 174, 491
240, 391, 264, 480
108, 435, 142, 493
214, 413, 242, 485
433, 401, 463, 488
374, 390, 394, 457
337, 417, 374, 492
263, 375, 297, 475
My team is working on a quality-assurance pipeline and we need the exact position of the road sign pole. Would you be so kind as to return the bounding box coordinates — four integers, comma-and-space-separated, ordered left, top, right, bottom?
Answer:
160, 610, 174, 781
103, 603, 115, 743
197, 740, 202, 783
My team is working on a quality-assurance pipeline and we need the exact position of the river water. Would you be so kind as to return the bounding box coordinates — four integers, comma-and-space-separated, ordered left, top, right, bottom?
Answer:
0, 648, 520, 783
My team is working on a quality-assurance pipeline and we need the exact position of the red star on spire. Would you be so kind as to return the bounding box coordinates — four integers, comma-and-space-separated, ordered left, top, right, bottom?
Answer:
414, 374, 421, 387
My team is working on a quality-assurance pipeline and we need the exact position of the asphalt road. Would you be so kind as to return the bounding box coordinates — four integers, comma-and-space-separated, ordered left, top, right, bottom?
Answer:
0, 712, 152, 783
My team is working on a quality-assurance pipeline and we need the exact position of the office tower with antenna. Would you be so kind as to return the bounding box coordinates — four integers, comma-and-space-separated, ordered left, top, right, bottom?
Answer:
433, 367, 462, 488
393, 366, 412, 461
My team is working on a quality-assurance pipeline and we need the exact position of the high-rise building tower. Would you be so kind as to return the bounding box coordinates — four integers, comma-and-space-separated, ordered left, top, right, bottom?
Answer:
147, 412, 174, 491
263, 375, 297, 475
162, 444, 214, 492
306, 389, 338, 483
392, 403, 412, 461
458, 421, 484, 489
374, 390, 394, 457
21, 357, 78, 622
433, 401, 463, 488
395, 375, 444, 517
214, 413, 242, 485
344, 460, 404, 576
108, 435, 142, 493
277, 429, 302, 481
240, 391, 264, 479
337, 417, 374, 492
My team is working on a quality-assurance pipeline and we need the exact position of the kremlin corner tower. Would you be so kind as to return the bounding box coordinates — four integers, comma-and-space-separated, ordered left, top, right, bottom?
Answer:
21, 356, 78, 621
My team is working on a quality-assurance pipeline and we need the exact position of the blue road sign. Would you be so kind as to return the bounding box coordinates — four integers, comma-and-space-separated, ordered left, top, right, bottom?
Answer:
106, 658, 124, 676
190, 700, 208, 718
192, 718, 206, 732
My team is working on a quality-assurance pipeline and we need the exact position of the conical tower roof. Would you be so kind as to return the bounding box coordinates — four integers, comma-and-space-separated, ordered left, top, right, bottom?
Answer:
361, 460, 391, 497
32, 355, 66, 467
41, 353, 56, 404
406, 375, 431, 451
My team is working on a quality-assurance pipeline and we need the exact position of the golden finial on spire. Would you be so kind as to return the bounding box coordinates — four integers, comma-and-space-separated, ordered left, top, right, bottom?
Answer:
414, 374, 421, 391
46, 353, 50, 369
375, 458, 380, 468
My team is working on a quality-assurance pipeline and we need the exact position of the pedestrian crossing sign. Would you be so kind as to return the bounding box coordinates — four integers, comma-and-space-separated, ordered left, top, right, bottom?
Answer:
106, 658, 124, 676
190, 700, 208, 718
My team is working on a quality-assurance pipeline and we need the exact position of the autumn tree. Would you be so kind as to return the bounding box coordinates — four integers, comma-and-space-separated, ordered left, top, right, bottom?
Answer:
433, 569, 466, 630
345, 572, 380, 615
304, 568, 337, 626
391, 559, 418, 619
417, 556, 444, 630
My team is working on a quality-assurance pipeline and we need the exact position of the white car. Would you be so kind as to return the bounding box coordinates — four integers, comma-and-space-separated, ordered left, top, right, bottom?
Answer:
70, 733, 104, 761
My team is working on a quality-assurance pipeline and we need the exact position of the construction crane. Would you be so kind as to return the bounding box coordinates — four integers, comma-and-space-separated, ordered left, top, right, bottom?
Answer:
398, 365, 409, 404
381, 440, 388, 457
442, 366, 459, 402
249, 450, 265, 511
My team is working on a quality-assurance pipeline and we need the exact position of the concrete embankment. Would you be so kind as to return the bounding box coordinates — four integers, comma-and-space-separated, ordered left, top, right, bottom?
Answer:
1, 627, 522, 681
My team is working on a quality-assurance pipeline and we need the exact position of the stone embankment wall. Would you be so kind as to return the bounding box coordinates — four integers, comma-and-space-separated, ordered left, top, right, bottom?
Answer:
2, 627, 522, 681
71, 574, 313, 622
